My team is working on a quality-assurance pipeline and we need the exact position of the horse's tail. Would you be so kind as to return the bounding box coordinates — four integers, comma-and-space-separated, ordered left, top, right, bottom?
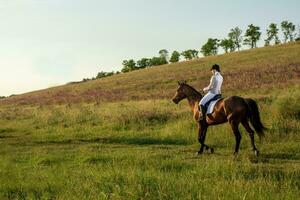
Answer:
244, 98, 266, 139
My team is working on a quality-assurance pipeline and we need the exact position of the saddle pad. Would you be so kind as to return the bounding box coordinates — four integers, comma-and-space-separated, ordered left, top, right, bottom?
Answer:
206, 99, 222, 114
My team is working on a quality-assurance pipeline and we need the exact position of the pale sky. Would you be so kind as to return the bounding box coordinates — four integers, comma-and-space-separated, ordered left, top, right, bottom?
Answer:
0, 0, 299, 96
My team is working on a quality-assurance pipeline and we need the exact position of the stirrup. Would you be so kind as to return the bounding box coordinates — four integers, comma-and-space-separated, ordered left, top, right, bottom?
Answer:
198, 113, 204, 120
198, 112, 205, 122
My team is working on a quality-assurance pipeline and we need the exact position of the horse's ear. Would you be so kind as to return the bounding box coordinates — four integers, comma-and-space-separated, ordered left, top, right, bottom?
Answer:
178, 80, 187, 85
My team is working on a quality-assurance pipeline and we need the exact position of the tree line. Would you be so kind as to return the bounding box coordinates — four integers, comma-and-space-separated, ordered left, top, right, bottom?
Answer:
201, 21, 299, 56
88, 20, 299, 81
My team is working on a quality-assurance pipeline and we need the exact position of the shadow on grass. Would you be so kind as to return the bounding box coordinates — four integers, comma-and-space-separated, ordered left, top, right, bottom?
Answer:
108, 136, 190, 145
1, 185, 58, 200
0, 128, 16, 133
0, 128, 16, 139
0, 135, 15, 139
33, 136, 190, 146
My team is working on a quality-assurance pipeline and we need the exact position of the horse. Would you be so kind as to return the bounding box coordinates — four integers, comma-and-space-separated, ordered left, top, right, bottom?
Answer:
172, 81, 266, 156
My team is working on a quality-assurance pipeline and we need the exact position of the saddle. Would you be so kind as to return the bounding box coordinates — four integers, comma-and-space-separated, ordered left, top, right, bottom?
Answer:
203, 94, 223, 115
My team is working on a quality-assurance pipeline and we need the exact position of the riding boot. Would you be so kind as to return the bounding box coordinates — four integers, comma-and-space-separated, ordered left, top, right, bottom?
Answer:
199, 105, 206, 122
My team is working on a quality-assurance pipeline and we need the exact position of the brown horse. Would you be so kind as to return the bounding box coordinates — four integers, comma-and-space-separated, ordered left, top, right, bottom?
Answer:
172, 81, 266, 156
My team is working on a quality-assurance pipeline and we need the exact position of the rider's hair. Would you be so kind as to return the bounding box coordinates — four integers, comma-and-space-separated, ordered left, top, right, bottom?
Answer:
211, 64, 220, 72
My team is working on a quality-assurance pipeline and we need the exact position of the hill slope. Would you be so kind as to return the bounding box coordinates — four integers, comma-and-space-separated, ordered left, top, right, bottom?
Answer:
1, 42, 300, 105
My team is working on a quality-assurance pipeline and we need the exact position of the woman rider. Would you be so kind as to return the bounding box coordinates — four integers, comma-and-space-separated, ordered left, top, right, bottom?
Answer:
199, 64, 223, 121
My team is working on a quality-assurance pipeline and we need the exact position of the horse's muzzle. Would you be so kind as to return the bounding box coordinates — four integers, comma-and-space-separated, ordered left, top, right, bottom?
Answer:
172, 98, 179, 104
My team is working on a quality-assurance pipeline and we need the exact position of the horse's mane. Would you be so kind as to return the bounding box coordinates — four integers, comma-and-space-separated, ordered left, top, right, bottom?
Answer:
184, 83, 203, 97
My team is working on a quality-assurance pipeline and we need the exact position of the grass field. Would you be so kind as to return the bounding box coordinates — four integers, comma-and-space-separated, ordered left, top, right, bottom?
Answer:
0, 43, 299, 199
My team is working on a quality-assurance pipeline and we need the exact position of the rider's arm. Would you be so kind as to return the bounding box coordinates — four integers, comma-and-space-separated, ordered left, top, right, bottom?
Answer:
203, 75, 216, 92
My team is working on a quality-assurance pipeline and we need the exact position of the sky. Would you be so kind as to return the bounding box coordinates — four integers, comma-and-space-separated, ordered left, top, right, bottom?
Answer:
0, 0, 299, 96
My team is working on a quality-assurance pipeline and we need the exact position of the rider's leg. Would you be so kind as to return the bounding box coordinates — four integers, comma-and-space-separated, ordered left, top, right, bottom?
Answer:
199, 92, 215, 120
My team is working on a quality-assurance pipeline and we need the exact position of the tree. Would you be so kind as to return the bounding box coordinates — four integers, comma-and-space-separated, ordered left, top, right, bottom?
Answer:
200, 38, 219, 56
190, 49, 199, 58
297, 24, 300, 41
137, 58, 151, 68
106, 71, 114, 76
158, 49, 169, 58
169, 51, 181, 63
181, 50, 193, 60
219, 38, 235, 53
96, 71, 107, 79
149, 56, 168, 66
244, 24, 261, 48
281, 20, 296, 43
159, 49, 169, 64
265, 23, 280, 46
181, 49, 199, 60
82, 78, 91, 82
121, 59, 137, 73
228, 27, 243, 51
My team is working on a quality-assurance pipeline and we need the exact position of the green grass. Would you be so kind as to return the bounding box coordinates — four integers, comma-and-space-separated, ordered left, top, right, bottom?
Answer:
0, 86, 299, 199
0, 43, 299, 199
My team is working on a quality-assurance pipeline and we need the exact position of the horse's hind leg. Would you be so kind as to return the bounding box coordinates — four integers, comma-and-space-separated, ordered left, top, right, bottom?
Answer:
229, 120, 241, 155
242, 120, 259, 156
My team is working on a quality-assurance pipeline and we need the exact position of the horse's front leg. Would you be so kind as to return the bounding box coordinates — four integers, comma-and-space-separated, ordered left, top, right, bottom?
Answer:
197, 125, 206, 155
197, 124, 214, 155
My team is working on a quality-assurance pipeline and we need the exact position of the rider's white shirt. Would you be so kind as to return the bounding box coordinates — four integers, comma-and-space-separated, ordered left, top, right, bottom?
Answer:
203, 72, 223, 95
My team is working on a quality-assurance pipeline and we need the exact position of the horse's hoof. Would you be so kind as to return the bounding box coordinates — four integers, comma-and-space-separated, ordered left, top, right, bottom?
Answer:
254, 150, 259, 157
197, 151, 203, 156
210, 148, 214, 153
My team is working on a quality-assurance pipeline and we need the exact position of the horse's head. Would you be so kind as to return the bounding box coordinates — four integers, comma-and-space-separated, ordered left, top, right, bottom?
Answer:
172, 81, 188, 104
